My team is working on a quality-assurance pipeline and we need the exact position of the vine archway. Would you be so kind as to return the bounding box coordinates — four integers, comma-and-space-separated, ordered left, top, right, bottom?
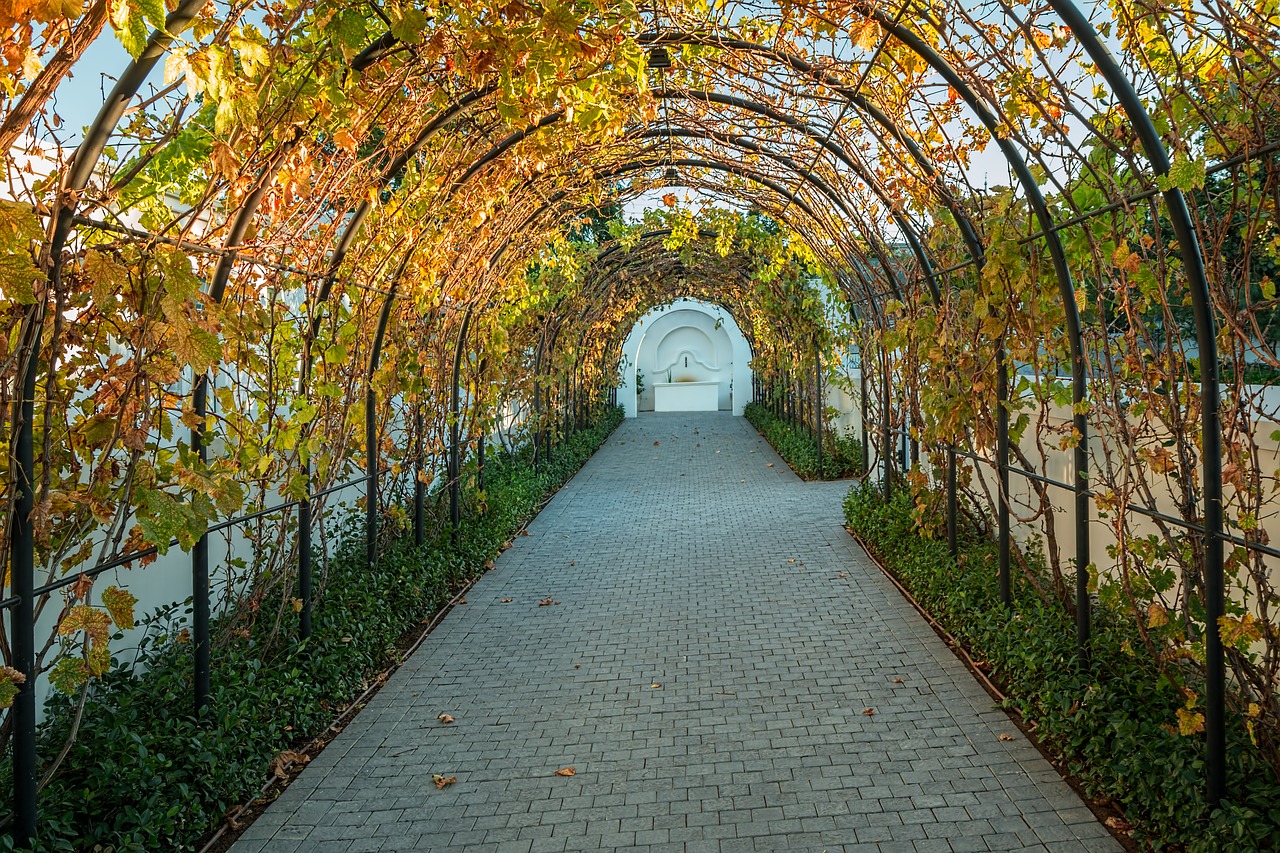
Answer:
3, 0, 1280, 846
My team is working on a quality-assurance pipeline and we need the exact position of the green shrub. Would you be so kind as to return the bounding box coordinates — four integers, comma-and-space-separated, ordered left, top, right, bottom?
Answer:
842, 482, 1280, 852
743, 401, 862, 480
8, 407, 623, 853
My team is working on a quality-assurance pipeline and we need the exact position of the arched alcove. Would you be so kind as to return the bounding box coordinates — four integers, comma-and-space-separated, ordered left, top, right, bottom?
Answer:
619, 298, 753, 417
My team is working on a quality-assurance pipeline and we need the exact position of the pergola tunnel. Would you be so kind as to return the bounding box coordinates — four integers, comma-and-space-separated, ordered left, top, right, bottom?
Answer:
2, 0, 1280, 849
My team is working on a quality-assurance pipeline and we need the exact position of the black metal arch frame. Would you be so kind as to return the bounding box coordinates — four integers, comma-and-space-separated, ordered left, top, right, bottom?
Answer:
5, 4, 1237, 844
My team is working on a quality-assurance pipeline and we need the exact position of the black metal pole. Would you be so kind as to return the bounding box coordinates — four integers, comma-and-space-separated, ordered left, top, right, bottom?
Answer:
298, 459, 312, 639
814, 351, 823, 477
859, 360, 870, 476
947, 446, 958, 556
191, 376, 212, 717
366, 387, 378, 569
997, 345, 1011, 608
881, 351, 892, 499
477, 360, 487, 493
414, 408, 425, 547
449, 310, 473, 541
9, 331, 38, 847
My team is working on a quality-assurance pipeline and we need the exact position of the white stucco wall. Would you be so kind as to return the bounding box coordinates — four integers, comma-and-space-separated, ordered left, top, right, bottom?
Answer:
618, 299, 753, 416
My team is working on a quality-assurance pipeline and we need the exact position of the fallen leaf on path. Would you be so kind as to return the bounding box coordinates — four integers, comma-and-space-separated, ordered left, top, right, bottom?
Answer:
838, 572, 847, 578
539, 597, 553, 606
458, 598, 467, 605
892, 678, 904, 684
520, 529, 530, 536
500, 598, 513, 603
438, 713, 455, 724
270, 750, 310, 780
654, 440, 661, 446
569, 561, 575, 566
433, 774, 457, 790
1105, 817, 1131, 834
787, 558, 796, 563
998, 733, 1014, 741
862, 708, 875, 716
767, 463, 774, 467
574, 663, 581, 669
554, 767, 576, 777
650, 683, 662, 689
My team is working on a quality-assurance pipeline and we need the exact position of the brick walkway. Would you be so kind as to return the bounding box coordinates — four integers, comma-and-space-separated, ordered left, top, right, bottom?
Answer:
232, 413, 1120, 853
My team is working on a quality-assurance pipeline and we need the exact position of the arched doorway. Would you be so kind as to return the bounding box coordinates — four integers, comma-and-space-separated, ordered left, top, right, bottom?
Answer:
619, 298, 753, 417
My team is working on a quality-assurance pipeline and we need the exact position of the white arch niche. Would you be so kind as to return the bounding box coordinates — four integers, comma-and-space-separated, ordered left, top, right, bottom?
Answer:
619, 298, 753, 417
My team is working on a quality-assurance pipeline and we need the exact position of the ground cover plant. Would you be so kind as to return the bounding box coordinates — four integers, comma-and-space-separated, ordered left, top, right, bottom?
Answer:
3, 407, 622, 853
843, 482, 1280, 852
743, 402, 863, 480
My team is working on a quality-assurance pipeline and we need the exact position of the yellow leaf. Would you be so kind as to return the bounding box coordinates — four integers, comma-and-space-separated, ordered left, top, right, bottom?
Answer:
1176, 708, 1205, 736
333, 128, 358, 154
554, 767, 576, 777
1146, 601, 1169, 628
101, 586, 137, 630
1111, 242, 1129, 269
83, 249, 128, 304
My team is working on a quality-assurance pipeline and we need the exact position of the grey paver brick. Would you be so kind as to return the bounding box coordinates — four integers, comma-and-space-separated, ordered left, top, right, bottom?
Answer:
229, 414, 1121, 853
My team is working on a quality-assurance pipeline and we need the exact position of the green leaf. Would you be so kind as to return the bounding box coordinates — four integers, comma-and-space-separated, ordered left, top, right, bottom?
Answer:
137, 489, 199, 554
0, 253, 39, 305
133, 0, 166, 29
1158, 157, 1206, 192
173, 328, 222, 372
112, 0, 152, 58
77, 414, 116, 448
388, 7, 428, 44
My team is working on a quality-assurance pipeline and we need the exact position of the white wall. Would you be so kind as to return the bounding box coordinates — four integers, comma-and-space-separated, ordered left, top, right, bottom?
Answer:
619, 298, 753, 416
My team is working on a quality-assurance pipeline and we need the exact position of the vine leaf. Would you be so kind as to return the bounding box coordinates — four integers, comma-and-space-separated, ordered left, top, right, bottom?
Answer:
101, 587, 138, 631
172, 328, 223, 372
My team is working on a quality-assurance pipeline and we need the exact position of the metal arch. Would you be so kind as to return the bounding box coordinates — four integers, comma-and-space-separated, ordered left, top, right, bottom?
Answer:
478, 136, 910, 318
655, 87, 941, 303
470, 95, 933, 307
640, 31, 987, 268
824, 9, 1090, 641
584, 223, 888, 327
8, 1, 221, 842
335, 28, 986, 283
639, 127, 858, 220
1046, 0, 1225, 804
593, 157, 905, 299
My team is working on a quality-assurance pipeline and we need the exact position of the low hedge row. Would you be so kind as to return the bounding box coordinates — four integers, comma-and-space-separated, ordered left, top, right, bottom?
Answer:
842, 482, 1280, 852
11, 406, 624, 852
743, 401, 862, 480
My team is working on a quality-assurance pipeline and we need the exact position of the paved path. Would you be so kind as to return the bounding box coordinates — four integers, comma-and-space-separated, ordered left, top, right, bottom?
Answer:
232, 413, 1120, 853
